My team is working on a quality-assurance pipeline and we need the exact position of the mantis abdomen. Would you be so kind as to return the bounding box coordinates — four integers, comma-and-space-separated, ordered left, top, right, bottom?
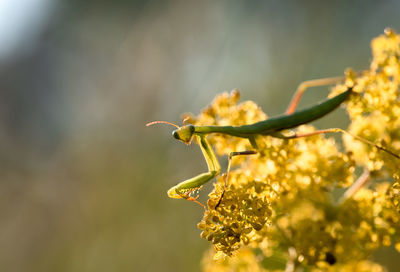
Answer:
195, 88, 352, 137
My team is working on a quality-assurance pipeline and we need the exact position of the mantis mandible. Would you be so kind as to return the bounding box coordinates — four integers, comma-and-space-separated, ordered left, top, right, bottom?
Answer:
147, 77, 400, 210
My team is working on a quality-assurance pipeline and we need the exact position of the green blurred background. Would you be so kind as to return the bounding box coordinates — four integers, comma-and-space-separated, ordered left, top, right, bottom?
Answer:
1, 1, 399, 271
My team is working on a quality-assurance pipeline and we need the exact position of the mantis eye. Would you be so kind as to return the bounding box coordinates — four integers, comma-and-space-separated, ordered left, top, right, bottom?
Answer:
172, 130, 180, 140
188, 124, 195, 133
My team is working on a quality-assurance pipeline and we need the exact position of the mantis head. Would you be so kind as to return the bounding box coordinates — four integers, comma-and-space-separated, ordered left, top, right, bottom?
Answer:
172, 124, 195, 144
146, 119, 195, 145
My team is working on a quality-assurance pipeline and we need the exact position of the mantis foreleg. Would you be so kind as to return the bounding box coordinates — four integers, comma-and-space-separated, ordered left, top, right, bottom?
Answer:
167, 135, 221, 209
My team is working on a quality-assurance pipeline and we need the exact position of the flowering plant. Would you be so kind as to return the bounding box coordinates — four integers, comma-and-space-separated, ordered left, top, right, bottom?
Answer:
188, 29, 400, 271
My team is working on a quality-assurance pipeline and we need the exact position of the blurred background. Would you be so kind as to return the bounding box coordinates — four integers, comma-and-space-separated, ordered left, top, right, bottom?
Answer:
1, 1, 399, 271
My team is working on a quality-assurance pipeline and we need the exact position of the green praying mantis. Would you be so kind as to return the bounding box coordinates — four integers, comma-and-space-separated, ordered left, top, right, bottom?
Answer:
147, 76, 400, 210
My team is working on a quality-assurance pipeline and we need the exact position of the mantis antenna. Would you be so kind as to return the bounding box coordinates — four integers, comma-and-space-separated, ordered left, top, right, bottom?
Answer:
146, 121, 179, 128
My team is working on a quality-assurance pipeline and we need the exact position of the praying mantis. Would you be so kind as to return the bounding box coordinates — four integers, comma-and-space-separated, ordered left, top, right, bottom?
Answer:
147, 76, 400, 210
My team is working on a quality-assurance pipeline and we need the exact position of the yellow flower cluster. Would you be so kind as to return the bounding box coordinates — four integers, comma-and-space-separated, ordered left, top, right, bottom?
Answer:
387, 175, 400, 212
336, 28, 400, 173
189, 29, 400, 271
190, 91, 354, 258
198, 174, 274, 256
202, 246, 386, 272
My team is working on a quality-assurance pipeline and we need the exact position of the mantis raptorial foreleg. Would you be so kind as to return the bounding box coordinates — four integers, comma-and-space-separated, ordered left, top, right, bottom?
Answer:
167, 134, 220, 210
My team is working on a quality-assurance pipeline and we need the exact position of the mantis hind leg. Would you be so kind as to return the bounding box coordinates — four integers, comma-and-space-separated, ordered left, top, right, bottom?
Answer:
273, 129, 399, 200
275, 128, 400, 159
286, 76, 346, 115
215, 150, 258, 209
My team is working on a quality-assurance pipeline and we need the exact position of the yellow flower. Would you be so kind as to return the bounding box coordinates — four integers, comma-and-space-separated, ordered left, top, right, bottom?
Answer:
188, 29, 400, 270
